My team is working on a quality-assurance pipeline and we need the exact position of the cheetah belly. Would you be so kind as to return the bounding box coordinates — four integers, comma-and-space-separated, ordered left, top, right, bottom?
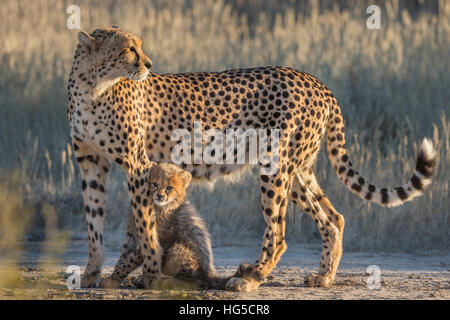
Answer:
144, 132, 252, 183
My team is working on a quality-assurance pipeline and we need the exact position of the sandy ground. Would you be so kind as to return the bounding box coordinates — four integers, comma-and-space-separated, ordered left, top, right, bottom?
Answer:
1, 241, 449, 300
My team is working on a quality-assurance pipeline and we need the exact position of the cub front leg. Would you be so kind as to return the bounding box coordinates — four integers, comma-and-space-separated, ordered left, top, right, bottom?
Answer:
127, 171, 162, 288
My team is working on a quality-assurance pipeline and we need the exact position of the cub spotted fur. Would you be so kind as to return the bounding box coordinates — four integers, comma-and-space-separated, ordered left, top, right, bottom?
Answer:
100, 163, 229, 289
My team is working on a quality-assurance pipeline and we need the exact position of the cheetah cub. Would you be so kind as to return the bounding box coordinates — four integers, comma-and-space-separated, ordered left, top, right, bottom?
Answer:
116, 163, 229, 289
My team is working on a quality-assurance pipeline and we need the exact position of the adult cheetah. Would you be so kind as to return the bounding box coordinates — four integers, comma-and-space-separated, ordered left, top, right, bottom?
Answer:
68, 26, 436, 290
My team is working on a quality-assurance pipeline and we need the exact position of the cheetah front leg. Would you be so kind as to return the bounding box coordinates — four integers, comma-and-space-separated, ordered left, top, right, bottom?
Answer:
99, 209, 143, 288
126, 168, 163, 289
74, 142, 110, 288
226, 168, 291, 292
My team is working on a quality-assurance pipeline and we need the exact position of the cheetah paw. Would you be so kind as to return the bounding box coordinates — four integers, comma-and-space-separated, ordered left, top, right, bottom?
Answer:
225, 277, 261, 292
98, 278, 121, 289
80, 275, 97, 288
304, 273, 332, 288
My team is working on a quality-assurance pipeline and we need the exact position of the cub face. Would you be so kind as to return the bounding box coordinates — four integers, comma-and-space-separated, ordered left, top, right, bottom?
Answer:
148, 163, 192, 211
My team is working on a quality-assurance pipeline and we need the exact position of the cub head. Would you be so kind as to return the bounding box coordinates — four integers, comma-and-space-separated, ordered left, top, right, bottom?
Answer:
147, 163, 192, 211
76, 25, 152, 86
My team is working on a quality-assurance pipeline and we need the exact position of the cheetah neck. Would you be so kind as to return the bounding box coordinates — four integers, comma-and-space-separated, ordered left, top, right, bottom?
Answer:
69, 52, 121, 106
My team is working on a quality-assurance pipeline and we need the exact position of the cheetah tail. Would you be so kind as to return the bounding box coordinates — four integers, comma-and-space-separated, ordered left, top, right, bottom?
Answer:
205, 275, 231, 290
326, 104, 437, 207
195, 270, 232, 290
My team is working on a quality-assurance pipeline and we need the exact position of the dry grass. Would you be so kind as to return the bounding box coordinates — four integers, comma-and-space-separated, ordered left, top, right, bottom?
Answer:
0, 0, 448, 253
0, 172, 69, 297
0, 172, 33, 290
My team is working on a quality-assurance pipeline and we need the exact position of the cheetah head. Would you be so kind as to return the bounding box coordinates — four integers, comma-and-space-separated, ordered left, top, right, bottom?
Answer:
77, 26, 152, 87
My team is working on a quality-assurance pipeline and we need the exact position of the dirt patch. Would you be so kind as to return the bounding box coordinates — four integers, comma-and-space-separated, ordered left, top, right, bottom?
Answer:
1, 243, 449, 300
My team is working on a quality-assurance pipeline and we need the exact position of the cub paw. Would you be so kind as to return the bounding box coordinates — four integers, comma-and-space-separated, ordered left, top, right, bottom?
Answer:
134, 275, 198, 290
150, 276, 199, 291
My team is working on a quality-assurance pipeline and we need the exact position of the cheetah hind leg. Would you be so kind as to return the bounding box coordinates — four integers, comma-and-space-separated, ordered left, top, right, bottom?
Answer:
290, 173, 345, 288
226, 169, 292, 292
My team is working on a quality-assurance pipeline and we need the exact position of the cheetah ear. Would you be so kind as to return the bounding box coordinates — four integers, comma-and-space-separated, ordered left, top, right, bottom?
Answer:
111, 25, 120, 30
77, 31, 97, 52
177, 170, 192, 188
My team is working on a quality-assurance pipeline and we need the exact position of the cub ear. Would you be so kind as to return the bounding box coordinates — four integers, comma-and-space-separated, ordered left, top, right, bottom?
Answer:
177, 170, 192, 188
111, 25, 120, 30
77, 31, 96, 51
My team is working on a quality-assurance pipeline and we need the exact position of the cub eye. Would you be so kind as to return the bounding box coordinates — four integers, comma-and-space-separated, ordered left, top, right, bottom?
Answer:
152, 182, 158, 189
166, 186, 173, 193
130, 46, 137, 53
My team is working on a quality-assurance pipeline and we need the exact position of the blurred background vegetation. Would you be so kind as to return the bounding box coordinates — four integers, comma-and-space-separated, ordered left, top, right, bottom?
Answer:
0, 0, 448, 257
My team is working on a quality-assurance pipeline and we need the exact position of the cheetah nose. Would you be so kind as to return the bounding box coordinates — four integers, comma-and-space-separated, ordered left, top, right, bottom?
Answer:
145, 61, 152, 70
156, 193, 163, 201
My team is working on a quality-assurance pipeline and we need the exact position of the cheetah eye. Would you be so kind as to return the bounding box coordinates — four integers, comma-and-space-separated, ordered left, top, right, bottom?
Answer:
152, 182, 158, 189
130, 46, 137, 55
166, 186, 173, 193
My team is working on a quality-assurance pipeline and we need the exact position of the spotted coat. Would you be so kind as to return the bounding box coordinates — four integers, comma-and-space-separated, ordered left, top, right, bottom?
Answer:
68, 27, 436, 289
